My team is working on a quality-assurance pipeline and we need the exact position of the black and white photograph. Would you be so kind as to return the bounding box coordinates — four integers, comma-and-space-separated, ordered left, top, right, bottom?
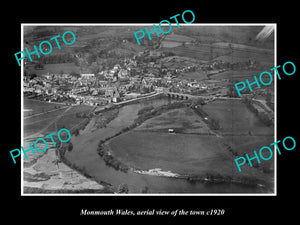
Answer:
3, 4, 298, 223
21, 24, 275, 195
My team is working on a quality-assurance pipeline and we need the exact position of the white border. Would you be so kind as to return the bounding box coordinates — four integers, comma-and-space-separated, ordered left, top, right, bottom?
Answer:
21, 23, 277, 196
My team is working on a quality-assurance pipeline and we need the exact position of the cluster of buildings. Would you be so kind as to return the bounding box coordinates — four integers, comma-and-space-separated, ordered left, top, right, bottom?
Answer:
23, 52, 233, 106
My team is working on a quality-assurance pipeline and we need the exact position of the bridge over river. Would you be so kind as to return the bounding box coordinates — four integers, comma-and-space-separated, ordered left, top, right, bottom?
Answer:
164, 91, 213, 101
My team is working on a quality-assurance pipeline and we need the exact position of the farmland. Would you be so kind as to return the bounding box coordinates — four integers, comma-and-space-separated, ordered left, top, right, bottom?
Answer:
24, 107, 67, 137
177, 71, 209, 81
22, 25, 275, 193
208, 69, 265, 80
161, 33, 195, 48
174, 26, 274, 49
25, 63, 81, 76
23, 98, 94, 137
136, 107, 211, 134
161, 44, 228, 61
159, 26, 273, 66
161, 43, 273, 63
109, 131, 232, 175
108, 130, 272, 186
202, 99, 273, 135
56, 95, 275, 193
163, 33, 195, 43
104, 98, 273, 189
23, 98, 65, 117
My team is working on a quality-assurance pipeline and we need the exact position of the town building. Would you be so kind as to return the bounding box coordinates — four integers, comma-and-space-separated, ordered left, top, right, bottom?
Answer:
81, 74, 95, 79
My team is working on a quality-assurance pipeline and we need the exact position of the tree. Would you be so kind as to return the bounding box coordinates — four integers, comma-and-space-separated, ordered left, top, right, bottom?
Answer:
90, 62, 100, 74
67, 142, 73, 151
266, 91, 272, 105
73, 128, 79, 136
141, 186, 149, 193
227, 85, 239, 97
34, 63, 44, 70
86, 53, 97, 65
259, 113, 272, 126
117, 183, 129, 193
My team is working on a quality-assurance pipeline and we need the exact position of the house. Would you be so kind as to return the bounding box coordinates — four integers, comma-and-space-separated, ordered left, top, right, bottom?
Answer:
42, 73, 53, 80
45, 88, 52, 95
81, 74, 95, 79
168, 128, 175, 133
155, 87, 164, 93
105, 87, 119, 98
104, 87, 120, 103
51, 87, 59, 94
137, 51, 144, 57
24, 87, 34, 92
113, 64, 121, 70
118, 69, 129, 79
149, 50, 162, 57
91, 89, 98, 96
35, 88, 42, 94
109, 69, 117, 77
70, 76, 78, 81
112, 88, 120, 102
71, 86, 88, 94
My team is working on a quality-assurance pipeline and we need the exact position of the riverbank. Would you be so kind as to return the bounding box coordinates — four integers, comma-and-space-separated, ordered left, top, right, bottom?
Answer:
95, 100, 191, 174
61, 96, 273, 193
133, 166, 271, 192
93, 98, 273, 193
23, 132, 111, 194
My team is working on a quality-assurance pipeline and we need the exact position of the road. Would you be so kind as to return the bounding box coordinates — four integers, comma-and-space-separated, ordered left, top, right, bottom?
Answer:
24, 106, 72, 139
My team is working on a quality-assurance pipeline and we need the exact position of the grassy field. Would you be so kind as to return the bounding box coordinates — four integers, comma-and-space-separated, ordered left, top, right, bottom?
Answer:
161, 44, 273, 63
161, 44, 226, 61
107, 99, 274, 185
161, 41, 182, 48
160, 30, 274, 63
209, 70, 263, 80
177, 71, 208, 81
175, 26, 274, 49
24, 107, 68, 136
24, 99, 66, 117
163, 33, 195, 42
25, 62, 80, 76
136, 107, 211, 134
53, 105, 94, 131
108, 130, 272, 184
222, 135, 274, 155
202, 99, 273, 135
222, 135, 274, 174
109, 131, 231, 175
24, 98, 94, 136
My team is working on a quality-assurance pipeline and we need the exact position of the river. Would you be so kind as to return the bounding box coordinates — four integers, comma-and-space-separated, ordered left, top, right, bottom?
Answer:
65, 97, 263, 194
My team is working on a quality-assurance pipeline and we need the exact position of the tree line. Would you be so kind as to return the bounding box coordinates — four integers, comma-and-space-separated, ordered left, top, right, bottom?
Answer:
242, 97, 273, 126
29, 53, 74, 64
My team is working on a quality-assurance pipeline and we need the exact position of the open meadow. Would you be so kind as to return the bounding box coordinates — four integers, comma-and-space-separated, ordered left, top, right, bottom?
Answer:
202, 99, 273, 135
23, 98, 65, 117
23, 98, 94, 137
209, 70, 263, 81
106, 99, 274, 187
109, 131, 232, 175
